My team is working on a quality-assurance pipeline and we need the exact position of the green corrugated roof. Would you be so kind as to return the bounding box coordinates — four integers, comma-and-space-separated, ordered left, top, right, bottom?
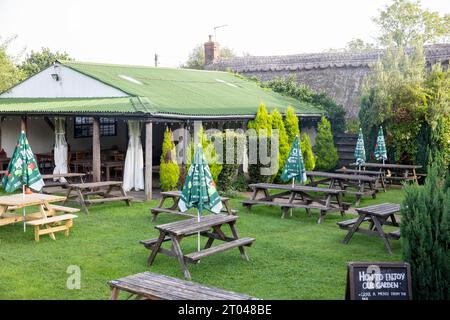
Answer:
0, 60, 323, 117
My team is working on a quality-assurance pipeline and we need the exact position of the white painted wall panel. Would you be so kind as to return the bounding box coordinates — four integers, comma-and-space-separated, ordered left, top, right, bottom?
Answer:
0, 64, 128, 98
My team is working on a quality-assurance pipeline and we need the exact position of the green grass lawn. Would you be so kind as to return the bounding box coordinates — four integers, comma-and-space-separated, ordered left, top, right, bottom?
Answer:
0, 188, 405, 300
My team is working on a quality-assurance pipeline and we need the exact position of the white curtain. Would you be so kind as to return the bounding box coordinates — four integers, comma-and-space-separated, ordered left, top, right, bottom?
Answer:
53, 117, 68, 182
123, 120, 144, 191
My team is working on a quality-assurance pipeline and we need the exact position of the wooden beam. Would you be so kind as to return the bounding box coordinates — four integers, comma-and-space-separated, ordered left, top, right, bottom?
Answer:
145, 121, 153, 201
44, 117, 55, 132
92, 117, 101, 182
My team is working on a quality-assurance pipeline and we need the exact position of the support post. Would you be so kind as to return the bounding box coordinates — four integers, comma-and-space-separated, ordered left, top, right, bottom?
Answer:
92, 117, 101, 182
145, 121, 153, 200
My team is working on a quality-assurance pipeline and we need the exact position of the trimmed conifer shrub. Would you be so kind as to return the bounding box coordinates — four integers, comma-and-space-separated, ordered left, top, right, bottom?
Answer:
314, 116, 338, 171
301, 133, 315, 171
285, 105, 300, 145
270, 108, 289, 182
401, 164, 449, 300
216, 130, 246, 192
159, 128, 180, 191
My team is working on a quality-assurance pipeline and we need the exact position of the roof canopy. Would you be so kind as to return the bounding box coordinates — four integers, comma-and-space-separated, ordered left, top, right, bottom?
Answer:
0, 60, 323, 119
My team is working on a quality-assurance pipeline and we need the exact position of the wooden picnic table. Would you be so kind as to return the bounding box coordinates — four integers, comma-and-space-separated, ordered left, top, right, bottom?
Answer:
242, 183, 349, 223
64, 181, 132, 214
306, 171, 378, 205
70, 159, 124, 181
338, 203, 401, 254
350, 163, 422, 184
41, 173, 86, 191
151, 190, 237, 221
140, 214, 255, 280
108, 271, 259, 300
0, 193, 79, 241
336, 168, 386, 192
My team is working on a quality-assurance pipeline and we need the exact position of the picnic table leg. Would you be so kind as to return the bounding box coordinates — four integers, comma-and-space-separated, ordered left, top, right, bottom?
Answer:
229, 222, 249, 261
119, 185, 132, 206
372, 216, 393, 254
412, 168, 418, 184
336, 193, 345, 217
110, 287, 120, 300
342, 214, 367, 244
318, 194, 332, 224
77, 189, 89, 214
222, 199, 234, 215
171, 235, 191, 280
151, 195, 167, 222
63, 187, 73, 205
147, 232, 167, 266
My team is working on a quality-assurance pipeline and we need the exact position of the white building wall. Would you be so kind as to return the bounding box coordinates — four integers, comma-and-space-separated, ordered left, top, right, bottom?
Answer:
0, 64, 127, 98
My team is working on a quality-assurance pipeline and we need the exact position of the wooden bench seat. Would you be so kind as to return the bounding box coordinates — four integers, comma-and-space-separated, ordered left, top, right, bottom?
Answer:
388, 230, 401, 240
337, 217, 371, 229
47, 204, 80, 213
26, 214, 78, 241
184, 237, 255, 263
242, 199, 326, 210
139, 236, 172, 248
84, 196, 133, 204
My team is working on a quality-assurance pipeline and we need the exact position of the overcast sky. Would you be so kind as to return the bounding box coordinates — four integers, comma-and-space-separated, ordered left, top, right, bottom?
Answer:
1, 0, 449, 67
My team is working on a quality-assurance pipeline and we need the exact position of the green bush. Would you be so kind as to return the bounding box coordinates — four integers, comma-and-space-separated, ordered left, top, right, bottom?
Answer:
270, 108, 290, 182
247, 104, 276, 184
314, 116, 339, 170
215, 130, 245, 192
159, 128, 180, 191
284, 105, 300, 145
301, 133, 315, 171
401, 164, 449, 300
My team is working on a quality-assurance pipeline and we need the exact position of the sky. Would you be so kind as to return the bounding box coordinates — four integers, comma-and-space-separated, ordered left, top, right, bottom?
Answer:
1, 0, 449, 67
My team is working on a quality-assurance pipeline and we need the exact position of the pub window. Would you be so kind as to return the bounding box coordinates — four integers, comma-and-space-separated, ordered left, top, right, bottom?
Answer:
74, 117, 117, 138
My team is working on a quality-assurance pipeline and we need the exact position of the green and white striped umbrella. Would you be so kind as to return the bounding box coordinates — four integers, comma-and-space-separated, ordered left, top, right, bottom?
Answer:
281, 135, 307, 183
179, 145, 222, 251
374, 126, 387, 162
354, 128, 366, 166
2, 130, 44, 193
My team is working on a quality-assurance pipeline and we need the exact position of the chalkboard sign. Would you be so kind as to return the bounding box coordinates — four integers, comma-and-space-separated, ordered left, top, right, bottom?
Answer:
345, 262, 412, 300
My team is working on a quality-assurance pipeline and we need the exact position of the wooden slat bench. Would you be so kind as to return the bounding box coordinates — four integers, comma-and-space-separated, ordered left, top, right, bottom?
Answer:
26, 213, 78, 241
108, 271, 259, 300
151, 190, 236, 221
184, 237, 255, 263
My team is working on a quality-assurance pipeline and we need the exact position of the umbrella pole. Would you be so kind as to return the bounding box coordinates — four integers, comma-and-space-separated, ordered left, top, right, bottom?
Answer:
22, 185, 26, 232
197, 209, 200, 252
290, 178, 294, 217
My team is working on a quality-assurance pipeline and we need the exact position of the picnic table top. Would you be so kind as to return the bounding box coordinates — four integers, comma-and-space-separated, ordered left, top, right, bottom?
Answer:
335, 168, 383, 175
0, 193, 66, 207
356, 203, 401, 217
108, 271, 257, 300
69, 181, 123, 189
71, 159, 124, 166
350, 162, 422, 169
306, 171, 377, 182
160, 190, 230, 201
42, 173, 86, 179
248, 183, 345, 194
156, 214, 238, 236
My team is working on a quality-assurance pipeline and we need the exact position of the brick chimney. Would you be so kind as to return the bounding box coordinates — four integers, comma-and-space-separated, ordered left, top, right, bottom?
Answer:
204, 35, 220, 65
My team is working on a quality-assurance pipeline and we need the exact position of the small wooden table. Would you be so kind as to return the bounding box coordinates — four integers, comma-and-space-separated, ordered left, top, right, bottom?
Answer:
306, 171, 378, 205
141, 215, 255, 280
64, 181, 132, 214
108, 271, 259, 300
338, 203, 401, 254
242, 183, 349, 223
350, 163, 422, 185
151, 190, 237, 221
335, 168, 386, 192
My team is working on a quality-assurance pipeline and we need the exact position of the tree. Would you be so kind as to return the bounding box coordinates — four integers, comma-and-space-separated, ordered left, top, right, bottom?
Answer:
401, 165, 449, 300
216, 130, 245, 192
284, 105, 300, 145
19, 47, 72, 77
159, 128, 180, 191
314, 116, 339, 170
182, 44, 236, 70
270, 108, 289, 182
345, 38, 377, 52
301, 133, 315, 171
0, 35, 25, 93
374, 0, 450, 47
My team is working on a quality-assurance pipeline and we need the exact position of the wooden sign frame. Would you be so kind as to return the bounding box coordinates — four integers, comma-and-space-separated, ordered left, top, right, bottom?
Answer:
345, 262, 412, 300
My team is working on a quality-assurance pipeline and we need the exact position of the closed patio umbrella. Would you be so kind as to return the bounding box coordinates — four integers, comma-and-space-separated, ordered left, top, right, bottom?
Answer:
354, 128, 366, 169
178, 145, 222, 251
2, 130, 45, 231
374, 126, 387, 164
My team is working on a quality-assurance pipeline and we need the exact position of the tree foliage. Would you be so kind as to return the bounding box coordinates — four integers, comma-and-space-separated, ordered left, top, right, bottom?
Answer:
0, 36, 25, 93
300, 133, 315, 171
159, 128, 180, 191
401, 164, 449, 300
182, 44, 236, 70
19, 47, 72, 77
284, 105, 300, 145
270, 108, 289, 182
215, 130, 245, 192
314, 116, 339, 170
260, 76, 346, 134
374, 0, 450, 47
